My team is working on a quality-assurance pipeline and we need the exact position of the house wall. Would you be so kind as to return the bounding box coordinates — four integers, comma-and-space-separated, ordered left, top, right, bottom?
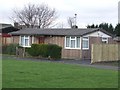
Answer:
108, 38, 117, 44
2, 37, 12, 45
0, 34, 13, 45
12, 36, 19, 44
11, 34, 117, 60
44, 36, 82, 59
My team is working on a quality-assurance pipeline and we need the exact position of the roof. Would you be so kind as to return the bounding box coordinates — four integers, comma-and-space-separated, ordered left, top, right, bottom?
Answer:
10, 28, 113, 36
0, 26, 19, 33
0, 23, 12, 29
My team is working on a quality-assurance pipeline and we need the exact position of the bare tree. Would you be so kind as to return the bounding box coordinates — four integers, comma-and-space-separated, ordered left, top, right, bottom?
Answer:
67, 17, 74, 28
11, 3, 57, 28
67, 14, 78, 28
36, 4, 57, 28
12, 4, 37, 28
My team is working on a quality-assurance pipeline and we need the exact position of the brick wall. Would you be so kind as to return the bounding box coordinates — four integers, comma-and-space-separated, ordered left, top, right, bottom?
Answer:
11, 35, 117, 60
12, 36, 19, 44
44, 36, 82, 59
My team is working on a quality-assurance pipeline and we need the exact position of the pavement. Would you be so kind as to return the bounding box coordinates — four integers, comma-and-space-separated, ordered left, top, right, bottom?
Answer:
2, 55, 119, 71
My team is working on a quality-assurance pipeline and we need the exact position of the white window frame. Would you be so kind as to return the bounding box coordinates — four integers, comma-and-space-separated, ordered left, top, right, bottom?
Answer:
102, 37, 108, 44
82, 37, 89, 50
65, 36, 81, 49
19, 35, 31, 47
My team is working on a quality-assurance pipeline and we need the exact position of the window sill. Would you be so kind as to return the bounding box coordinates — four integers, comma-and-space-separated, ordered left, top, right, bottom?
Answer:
82, 48, 89, 50
65, 47, 81, 50
19, 45, 31, 48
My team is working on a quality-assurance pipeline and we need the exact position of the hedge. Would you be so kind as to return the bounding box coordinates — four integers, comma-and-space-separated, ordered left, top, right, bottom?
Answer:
27, 44, 62, 59
47, 44, 62, 59
26, 44, 40, 57
2, 44, 19, 55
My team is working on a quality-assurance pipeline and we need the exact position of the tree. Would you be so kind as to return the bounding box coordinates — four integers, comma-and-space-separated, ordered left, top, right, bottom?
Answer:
87, 24, 98, 28
67, 14, 78, 28
11, 3, 57, 28
87, 23, 114, 34
67, 17, 74, 28
36, 4, 57, 28
108, 24, 114, 34
114, 23, 120, 36
67, 17, 78, 28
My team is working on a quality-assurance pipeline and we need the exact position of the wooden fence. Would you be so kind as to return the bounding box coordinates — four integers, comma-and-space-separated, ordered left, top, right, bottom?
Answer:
91, 44, 120, 63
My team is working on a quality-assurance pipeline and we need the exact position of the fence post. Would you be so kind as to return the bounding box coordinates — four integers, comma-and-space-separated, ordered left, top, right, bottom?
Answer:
16, 47, 18, 57
23, 47, 25, 57
91, 44, 94, 64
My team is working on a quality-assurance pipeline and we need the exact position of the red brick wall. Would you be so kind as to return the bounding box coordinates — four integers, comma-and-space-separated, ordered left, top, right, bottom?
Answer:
12, 36, 19, 44
44, 36, 82, 59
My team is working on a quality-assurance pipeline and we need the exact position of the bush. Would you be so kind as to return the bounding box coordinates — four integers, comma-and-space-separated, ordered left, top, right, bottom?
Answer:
27, 44, 62, 59
39, 44, 48, 57
47, 44, 62, 59
27, 44, 40, 56
2, 44, 19, 55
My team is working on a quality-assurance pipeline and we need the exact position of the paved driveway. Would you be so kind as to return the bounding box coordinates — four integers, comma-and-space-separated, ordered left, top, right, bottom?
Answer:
52, 59, 118, 71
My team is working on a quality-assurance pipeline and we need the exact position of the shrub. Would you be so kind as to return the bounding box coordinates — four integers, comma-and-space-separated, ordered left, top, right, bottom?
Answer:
47, 44, 62, 59
39, 44, 48, 57
27, 44, 40, 56
26, 44, 62, 59
2, 44, 19, 55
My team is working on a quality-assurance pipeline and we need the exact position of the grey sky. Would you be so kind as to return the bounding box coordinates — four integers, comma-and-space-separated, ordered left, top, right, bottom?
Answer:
0, 0, 119, 28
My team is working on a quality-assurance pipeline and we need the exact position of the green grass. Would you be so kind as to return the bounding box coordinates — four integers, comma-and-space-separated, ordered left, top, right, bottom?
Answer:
2, 58, 118, 88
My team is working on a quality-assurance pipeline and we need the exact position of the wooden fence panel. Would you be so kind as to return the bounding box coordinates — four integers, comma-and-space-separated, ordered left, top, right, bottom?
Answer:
91, 44, 119, 63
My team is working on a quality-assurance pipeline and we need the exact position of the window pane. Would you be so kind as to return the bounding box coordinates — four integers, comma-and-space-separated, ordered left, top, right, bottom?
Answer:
71, 37, 75, 39
21, 36, 24, 46
82, 39, 88, 49
102, 37, 108, 43
71, 40, 75, 48
83, 37, 88, 39
82, 37, 89, 49
25, 39, 29, 46
76, 37, 80, 48
66, 37, 70, 47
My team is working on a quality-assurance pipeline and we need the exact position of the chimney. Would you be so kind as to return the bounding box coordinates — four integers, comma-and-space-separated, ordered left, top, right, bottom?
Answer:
72, 14, 78, 28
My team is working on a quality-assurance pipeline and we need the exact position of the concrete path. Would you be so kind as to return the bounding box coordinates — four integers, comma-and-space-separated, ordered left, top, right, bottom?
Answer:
2, 55, 119, 71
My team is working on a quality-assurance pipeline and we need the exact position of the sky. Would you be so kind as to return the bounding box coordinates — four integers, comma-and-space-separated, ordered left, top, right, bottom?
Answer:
0, 0, 119, 28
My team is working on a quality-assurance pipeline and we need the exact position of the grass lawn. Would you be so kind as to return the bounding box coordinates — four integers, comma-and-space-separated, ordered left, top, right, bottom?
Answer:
2, 58, 118, 88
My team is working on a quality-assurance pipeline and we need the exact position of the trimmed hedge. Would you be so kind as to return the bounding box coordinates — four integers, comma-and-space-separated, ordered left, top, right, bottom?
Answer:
27, 44, 62, 59
26, 44, 40, 56
47, 44, 62, 59
2, 44, 19, 55
39, 44, 48, 57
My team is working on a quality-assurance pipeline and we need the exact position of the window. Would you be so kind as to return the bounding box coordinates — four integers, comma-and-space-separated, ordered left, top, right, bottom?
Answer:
82, 37, 89, 49
70, 37, 76, 48
19, 36, 31, 47
102, 37, 108, 43
65, 36, 80, 49
66, 37, 70, 47
76, 37, 80, 48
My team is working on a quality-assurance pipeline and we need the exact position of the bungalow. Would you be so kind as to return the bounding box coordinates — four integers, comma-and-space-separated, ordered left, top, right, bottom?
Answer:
10, 28, 116, 59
